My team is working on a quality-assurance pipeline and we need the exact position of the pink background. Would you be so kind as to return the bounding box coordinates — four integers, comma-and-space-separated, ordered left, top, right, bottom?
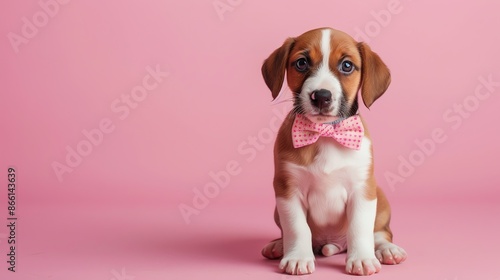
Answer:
1, 0, 500, 279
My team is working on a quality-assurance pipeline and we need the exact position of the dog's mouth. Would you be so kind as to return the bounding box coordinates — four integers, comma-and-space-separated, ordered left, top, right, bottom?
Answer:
305, 113, 341, 124
293, 102, 342, 123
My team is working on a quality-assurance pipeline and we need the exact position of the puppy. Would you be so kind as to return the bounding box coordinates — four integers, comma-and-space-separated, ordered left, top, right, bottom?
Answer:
261, 27, 407, 276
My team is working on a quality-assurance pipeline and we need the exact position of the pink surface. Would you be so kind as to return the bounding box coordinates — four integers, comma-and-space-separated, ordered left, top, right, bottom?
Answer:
0, 0, 499, 279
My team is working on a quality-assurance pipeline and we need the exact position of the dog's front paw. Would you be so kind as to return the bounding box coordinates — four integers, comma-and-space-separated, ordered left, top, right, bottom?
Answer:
279, 251, 315, 275
346, 254, 381, 276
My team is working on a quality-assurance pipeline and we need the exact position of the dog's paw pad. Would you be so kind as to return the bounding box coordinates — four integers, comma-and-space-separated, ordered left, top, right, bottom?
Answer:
375, 243, 407, 265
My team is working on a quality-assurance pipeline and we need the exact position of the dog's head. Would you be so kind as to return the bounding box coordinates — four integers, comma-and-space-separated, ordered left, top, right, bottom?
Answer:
262, 27, 390, 123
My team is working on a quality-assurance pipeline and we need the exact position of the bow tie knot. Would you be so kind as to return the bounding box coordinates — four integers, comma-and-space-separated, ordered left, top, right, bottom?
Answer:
292, 114, 364, 149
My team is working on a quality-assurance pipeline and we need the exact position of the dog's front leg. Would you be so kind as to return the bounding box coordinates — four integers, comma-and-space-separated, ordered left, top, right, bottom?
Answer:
276, 196, 315, 275
345, 189, 381, 276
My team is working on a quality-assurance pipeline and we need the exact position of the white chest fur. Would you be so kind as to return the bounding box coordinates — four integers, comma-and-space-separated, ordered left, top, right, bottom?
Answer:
284, 137, 372, 226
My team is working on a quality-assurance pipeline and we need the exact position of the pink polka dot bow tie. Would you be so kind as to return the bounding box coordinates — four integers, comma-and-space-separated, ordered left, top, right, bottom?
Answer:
292, 114, 364, 150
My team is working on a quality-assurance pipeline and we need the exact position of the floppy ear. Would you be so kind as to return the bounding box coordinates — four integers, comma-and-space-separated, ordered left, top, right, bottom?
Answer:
261, 38, 295, 100
357, 42, 391, 108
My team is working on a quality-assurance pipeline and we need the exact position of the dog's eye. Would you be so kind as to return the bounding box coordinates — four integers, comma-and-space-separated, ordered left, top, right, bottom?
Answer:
295, 58, 309, 72
340, 60, 354, 74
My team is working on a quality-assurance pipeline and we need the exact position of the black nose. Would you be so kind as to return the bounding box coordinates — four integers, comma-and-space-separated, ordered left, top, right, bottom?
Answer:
310, 89, 332, 109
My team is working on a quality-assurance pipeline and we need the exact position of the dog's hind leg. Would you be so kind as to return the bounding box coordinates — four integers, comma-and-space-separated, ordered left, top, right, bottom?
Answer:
374, 187, 407, 265
262, 206, 284, 259
262, 238, 283, 259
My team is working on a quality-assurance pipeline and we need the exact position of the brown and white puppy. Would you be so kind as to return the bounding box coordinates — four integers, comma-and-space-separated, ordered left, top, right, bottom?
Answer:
261, 27, 407, 276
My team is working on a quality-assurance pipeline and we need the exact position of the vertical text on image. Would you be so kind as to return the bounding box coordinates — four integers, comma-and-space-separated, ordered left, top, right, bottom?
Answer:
6, 167, 18, 272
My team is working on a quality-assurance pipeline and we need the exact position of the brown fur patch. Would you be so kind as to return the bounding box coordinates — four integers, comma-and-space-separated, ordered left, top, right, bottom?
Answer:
261, 38, 295, 99
328, 31, 363, 106
357, 116, 377, 201
286, 30, 322, 93
273, 112, 319, 198
374, 187, 393, 242
358, 42, 391, 108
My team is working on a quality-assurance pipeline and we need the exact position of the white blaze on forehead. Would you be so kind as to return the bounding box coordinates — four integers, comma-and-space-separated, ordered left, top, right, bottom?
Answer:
320, 29, 332, 72
300, 28, 342, 117
317, 28, 340, 94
